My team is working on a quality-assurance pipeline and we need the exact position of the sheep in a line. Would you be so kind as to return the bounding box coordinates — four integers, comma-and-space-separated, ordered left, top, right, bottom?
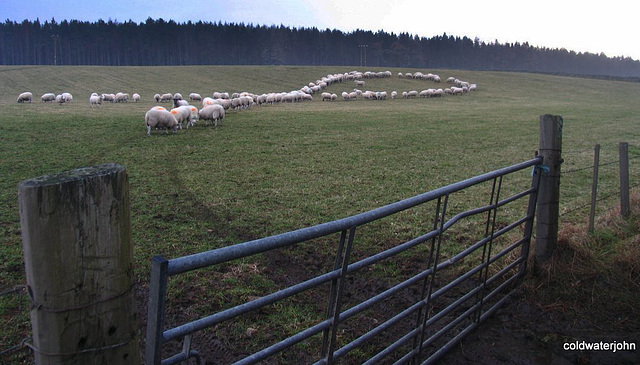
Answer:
391, 91, 398, 99
17, 92, 33, 103
145, 106, 179, 136
89, 93, 103, 107
159, 93, 173, 102
115, 92, 129, 103
132, 93, 141, 103
103, 93, 116, 103
407, 90, 418, 98
189, 93, 202, 101
198, 104, 225, 127
41, 93, 55, 102
62, 92, 73, 102
55, 94, 66, 104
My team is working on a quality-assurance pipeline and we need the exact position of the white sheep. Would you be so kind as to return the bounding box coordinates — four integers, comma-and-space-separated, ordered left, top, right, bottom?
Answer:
170, 105, 193, 129
154, 94, 161, 102
341, 92, 349, 101
115, 92, 128, 103
62, 92, 73, 103
407, 90, 418, 98
160, 93, 173, 102
198, 104, 225, 127
132, 93, 140, 102
55, 94, 66, 104
331, 93, 338, 101
41, 93, 55, 103
145, 107, 179, 135
391, 91, 398, 99
89, 93, 103, 107
102, 93, 115, 103
17, 92, 33, 103
189, 93, 202, 101
354, 80, 365, 87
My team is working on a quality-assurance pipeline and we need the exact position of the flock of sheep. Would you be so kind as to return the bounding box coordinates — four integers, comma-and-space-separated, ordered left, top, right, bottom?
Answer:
15, 70, 477, 135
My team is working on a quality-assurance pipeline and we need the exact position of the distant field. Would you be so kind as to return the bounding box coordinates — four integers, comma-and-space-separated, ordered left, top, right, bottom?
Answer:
1, 65, 640, 363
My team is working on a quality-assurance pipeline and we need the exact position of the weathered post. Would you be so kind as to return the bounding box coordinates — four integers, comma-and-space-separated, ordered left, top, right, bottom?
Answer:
619, 142, 630, 217
536, 115, 563, 264
18, 164, 140, 364
588, 144, 601, 233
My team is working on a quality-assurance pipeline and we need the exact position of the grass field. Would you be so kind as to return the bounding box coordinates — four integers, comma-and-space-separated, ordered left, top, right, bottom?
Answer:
1, 65, 640, 363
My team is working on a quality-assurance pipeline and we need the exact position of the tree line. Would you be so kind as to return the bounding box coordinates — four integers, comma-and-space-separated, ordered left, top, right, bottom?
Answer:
1, 18, 639, 78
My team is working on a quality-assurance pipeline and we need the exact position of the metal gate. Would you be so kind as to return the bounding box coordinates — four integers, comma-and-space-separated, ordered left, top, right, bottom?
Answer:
146, 156, 543, 364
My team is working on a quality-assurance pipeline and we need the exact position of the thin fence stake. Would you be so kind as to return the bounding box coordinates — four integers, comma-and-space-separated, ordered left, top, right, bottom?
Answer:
619, 142, 630, 217
588, 144, 601, 233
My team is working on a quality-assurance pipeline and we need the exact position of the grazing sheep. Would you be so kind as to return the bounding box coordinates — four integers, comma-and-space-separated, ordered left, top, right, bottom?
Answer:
102, 93, 115, 103
170, 105, 193, 129
198, 104, 225, 127
189, 93, 202, 101
62, 92, 73, 103
17, 92, 33, 103
154, 94, 161, 102
176, 99, 189, 107
331, 93, 338, 101
402, 91, 408, 99
41, 93, 55, 103
391, 91, 398, 99
202, 97, 216, 107
354, 80, 365, 87
55, 94, 66, 104
341, 92, 349, 101
145, 107, 179, 136
89, 93, 103, 107
115, 92, 128, 103
407, 90, 418, 98
160, 93, 173, 102
132, 93, 140, 102
321, 92, 332, 101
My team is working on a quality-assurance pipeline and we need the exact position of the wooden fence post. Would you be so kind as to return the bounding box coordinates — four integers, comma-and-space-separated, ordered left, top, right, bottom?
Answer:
18, 164, 140, 364
588, 144, 600, 233
619, 142, 630, 217
536, 115, 563, 264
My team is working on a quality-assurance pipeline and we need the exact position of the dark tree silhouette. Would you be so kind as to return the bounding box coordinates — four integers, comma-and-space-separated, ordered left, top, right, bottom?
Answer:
1, 18, 639, 78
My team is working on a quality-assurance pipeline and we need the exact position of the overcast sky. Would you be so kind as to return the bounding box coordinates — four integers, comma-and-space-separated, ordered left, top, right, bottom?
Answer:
3, 0, 638, 61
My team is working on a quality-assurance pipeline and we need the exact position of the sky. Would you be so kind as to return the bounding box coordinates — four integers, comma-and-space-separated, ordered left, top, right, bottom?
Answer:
2, 0, 638, 61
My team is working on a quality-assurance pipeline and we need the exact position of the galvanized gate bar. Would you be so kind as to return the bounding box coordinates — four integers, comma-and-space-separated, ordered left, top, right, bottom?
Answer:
145, 157, 543, 365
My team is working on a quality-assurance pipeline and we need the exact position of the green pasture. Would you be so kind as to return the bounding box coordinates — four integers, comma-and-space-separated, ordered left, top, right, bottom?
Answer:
1, 65, 639, 362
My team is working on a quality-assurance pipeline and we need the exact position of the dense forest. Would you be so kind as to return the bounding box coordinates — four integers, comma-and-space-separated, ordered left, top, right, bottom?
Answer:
2, 18, 639, 77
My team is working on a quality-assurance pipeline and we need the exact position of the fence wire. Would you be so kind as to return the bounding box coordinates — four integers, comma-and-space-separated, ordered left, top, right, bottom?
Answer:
559, 143, 639, 221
